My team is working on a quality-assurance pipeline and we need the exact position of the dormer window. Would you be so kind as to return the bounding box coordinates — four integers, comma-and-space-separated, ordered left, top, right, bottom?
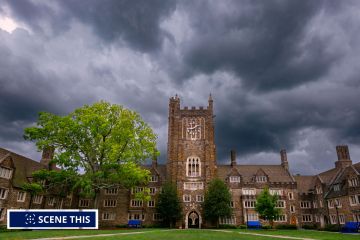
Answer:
186, 157, 201, 177
256, 176, 267, 183
316, 186, 323, 194
349, 178, 359, 187
229, 176, 240, 183
0, 167, 12, 179
150, 175, 158, 182
333, 184, 340, 192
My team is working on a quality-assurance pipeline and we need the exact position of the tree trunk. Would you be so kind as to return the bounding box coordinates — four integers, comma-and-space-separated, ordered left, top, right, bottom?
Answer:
270, 219, 274, 229
216, 219, 219, 228
93, 192, 99, 209
28, 194, 33, 209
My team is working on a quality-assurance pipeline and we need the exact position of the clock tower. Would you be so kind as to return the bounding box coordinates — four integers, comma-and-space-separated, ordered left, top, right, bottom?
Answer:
166, 94, 216, 228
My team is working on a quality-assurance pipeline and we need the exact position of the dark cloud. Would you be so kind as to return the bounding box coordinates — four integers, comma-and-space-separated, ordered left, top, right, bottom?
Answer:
60, 0, 176, 52
1, 0, 360, 174
175, 0, 338, 92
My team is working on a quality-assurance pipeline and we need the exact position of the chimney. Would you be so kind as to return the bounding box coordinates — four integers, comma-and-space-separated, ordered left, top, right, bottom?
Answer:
280, 149, 289, 171
152, 151, 158, 168
41, 146, 55, 170
335, 145, 352, 169
230, 150, 236, 167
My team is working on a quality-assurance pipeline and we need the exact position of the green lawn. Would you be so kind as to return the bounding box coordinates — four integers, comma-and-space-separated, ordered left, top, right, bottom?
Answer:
0, 228, 359, 240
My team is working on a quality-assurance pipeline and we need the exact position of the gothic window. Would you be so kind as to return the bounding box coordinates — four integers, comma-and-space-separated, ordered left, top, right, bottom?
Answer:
186, 157, 201, 177
274, 214, 287, 222
302, 214, 312, 222
150, 175, 158, 182
102, 212, 116, 220
276, 200, 286, 208
256, 176, 267, 182
105, 188, 118, 195
219, 215, 236, 225
17, 191, 26, 202
0, 188, 8, 200
349, 178, 359, 187
229, 176, 240, 183
148, 200, 155, 207
104, 199, 117, 207
0, 167, 12, 179
242, 188, 256, 195
300, 201, 311, 209
33, 195, 43, 204
78, 199, 89, 207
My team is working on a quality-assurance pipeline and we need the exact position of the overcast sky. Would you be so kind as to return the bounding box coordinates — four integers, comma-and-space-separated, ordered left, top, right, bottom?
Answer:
1, 0, 360, 175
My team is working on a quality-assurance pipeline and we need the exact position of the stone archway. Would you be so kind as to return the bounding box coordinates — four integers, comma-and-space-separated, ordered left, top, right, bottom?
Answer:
185, 210, 202, 229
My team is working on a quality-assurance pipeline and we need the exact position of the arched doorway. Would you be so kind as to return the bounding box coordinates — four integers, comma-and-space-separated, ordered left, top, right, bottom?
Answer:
185, 210, 201, 229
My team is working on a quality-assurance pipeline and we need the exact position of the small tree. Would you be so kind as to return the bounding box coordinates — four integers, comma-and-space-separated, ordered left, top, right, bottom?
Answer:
255, 187, 281, 227
156, 182, 182, 228
24, 169, 78, 208
203, 178, 232, 228
24, 101, 158, 208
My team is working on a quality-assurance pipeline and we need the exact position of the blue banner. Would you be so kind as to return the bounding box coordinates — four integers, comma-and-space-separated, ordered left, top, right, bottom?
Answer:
7, 209, 98, 229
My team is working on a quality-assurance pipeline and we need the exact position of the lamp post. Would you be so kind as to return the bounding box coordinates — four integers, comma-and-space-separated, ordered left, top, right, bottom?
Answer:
334, 201, 340, 230
245, 207, 249, 229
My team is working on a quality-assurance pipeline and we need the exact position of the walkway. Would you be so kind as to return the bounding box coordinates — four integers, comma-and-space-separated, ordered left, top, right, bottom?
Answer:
212, 229, 316, 240
30, 230, 162, 240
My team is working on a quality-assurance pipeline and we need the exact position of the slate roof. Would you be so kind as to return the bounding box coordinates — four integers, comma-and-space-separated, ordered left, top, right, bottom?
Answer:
217, 164, 295, 183
293, 175, 316, 194
318, 167, 340, 185
0, 147, 45, 188
142, 164, 167, 180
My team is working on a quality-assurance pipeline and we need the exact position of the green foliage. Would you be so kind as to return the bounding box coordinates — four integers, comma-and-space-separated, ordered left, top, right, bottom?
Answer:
275, 224, 297, 230
255, 187, 281, 224
22, 183, 43, 195
156, 182, 182, 228
237, 225, 247, 229
219, 224, 237, 229
261, 225, 273, 230
302, 224, 317, 230
135, 187, 151, 202
203, 178, 232, 227
24, 101, 158, 205
322, 224, 340, 232
142, 223, 164, 228
115, 224, 128, 228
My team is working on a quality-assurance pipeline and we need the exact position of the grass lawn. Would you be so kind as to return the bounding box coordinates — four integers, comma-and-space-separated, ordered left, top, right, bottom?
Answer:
0, 228, 359, 240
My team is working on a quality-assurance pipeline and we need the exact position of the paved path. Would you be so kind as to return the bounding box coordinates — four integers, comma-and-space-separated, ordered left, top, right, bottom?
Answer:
30, 230, 162, 240
212, 229, 316, 240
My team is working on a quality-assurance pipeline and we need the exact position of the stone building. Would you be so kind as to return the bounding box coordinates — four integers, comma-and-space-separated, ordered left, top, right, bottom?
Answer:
1, 95, 360, 228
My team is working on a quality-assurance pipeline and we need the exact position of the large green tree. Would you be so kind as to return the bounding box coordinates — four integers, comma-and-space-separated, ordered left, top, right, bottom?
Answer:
203, 178, 232, 228
156, 182, 182, 228
24, 101, 158, 208
255, 187, 281, 227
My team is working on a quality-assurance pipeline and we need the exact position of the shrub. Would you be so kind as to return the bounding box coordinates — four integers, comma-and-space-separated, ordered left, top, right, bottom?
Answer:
237, 225, 247, 229
219, 224, 237, 229
275, 224, 297, 230
321, 224, 340, 232
142, 223, 164, 228
116, 224, 128, 228
262, 225, 273, 230
302, 224, 317, 230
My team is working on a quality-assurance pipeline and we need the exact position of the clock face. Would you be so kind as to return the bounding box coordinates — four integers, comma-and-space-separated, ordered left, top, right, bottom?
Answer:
186, 118, 201, 140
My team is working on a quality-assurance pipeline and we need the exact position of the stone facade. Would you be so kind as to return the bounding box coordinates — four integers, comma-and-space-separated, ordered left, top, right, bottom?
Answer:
1, 95, 360, 228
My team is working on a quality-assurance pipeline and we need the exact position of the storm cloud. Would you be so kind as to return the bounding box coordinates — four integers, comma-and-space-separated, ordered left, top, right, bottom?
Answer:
1, 0, 360, 174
